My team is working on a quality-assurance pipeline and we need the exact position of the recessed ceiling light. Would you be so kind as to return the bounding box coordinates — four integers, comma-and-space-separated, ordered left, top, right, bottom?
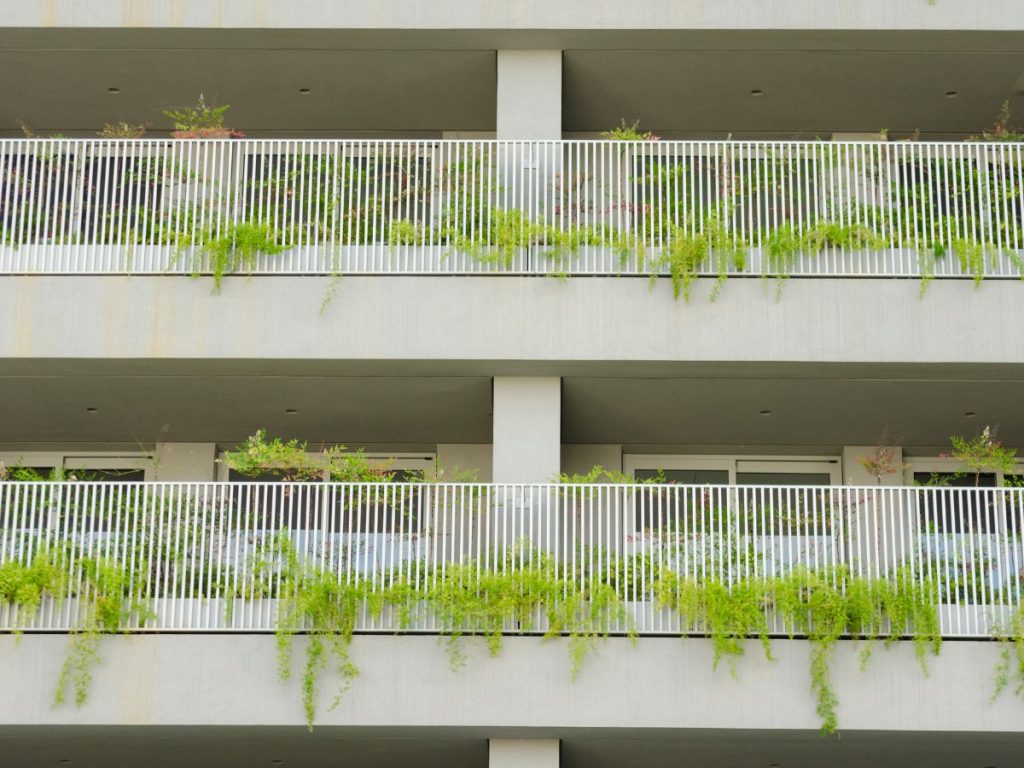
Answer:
284, 408, 298, 415
945, 91, 958, 98
964, 411, 977, 418
298, 88, 311, 95
107, 87, 120, 94
759, 409, 772, 416
85, 407, 99, 414
750, 89, 764, 97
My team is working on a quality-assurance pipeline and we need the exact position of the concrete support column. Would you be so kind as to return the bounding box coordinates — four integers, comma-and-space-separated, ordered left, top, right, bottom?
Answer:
153, 443, 216, 481
489, 739, 560, 768
492, 377, 561, 483
496, 50, 562, 140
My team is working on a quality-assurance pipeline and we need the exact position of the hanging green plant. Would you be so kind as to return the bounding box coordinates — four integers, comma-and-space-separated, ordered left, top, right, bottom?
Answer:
176, 222, 284, 292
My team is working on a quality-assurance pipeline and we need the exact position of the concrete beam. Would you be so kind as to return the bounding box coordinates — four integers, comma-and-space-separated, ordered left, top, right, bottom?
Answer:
0, 635, 1021, 732
3, 276, 1023, 367
3, 1, 1022, 33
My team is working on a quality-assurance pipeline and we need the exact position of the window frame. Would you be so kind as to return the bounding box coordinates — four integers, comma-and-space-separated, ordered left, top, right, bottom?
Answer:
623, 454, 841, 485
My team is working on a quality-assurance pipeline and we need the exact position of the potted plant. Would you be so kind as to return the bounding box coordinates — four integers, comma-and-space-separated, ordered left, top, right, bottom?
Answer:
162, 94, 244, 139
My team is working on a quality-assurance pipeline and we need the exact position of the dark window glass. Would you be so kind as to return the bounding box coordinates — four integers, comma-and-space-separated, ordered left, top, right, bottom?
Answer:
914, 472, 1006, 533
736, 472, 832, 486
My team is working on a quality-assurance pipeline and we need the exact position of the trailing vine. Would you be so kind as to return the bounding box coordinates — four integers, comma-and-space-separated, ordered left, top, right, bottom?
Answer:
993, 604, 1024, 703
653, 566, 940, 734
178, 221, 284, 292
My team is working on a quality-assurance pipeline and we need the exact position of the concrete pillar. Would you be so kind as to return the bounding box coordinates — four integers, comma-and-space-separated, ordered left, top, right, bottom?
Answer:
492, 377, 561, 483
496, 50, 562, 140
153, 443, 216, 481
489, 739, 559, 768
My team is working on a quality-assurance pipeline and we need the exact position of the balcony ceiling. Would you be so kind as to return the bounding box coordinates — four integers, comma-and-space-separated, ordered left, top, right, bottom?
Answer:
0, 726, 1022, 768
0, 49, 498, 135
562, 49, 1024, 138
0, 30, 1021, 137
0, 361, 1021, 453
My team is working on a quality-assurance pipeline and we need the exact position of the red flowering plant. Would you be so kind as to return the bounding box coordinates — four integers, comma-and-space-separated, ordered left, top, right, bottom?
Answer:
163, 94, 245, 139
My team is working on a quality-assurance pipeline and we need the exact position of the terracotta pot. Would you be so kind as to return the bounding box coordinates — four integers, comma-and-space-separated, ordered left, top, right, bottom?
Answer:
170, 127, 246, 139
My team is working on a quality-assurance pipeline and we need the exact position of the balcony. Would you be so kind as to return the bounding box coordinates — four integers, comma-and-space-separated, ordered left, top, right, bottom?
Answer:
1, 138, 1022, 284
2, 480, 1020, 638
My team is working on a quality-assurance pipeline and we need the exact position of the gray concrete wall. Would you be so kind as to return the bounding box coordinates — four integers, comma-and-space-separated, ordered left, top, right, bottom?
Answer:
4, 1, 1021, 32
3, 276, 1022, 367
0, 634, 1020, 732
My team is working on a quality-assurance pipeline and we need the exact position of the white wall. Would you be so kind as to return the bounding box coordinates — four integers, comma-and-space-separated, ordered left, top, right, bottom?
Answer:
842, 445, 905, 486
154, 443, 216, 481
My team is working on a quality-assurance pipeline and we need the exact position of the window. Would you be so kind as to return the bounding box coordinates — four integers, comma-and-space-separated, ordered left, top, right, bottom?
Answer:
624, 455, 840, 535
218, 452, 435, 534
0, 452, 153, 482
907, 458, 1022, 534
624, 455, 840, 485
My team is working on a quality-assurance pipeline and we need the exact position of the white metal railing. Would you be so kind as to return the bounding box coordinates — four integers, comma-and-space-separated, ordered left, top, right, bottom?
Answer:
0, 481, 1020, 637
1, 139, 1022, 278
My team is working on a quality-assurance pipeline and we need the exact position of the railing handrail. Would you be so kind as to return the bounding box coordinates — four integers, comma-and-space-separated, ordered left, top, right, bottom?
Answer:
2, 137, 1023, 148
1, 478, 1020, 637
3, 135, 1021, 281
0, 479, 1021, 492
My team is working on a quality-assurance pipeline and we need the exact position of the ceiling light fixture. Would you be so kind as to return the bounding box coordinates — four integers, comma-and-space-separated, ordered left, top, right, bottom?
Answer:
107, 87, 120, 94
759, 409, 772, 416
85, 407, 99, 414
964, 411, 977, 418
945, 91, 958, 98
750, 89, 764, 97
284, 408, 298, 415
298, 88, 311, 95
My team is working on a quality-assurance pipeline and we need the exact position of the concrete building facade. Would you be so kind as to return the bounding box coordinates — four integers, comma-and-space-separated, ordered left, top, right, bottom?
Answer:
1, 2, 1024, 766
